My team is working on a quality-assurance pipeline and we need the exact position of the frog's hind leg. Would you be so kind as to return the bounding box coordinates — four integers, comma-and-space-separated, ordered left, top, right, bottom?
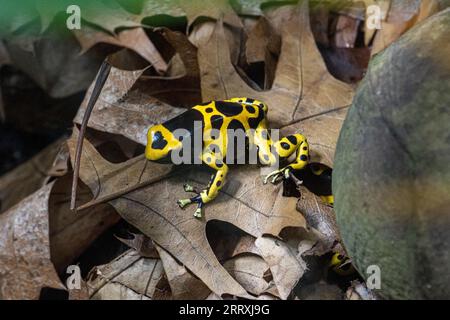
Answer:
177, 152, 229, 218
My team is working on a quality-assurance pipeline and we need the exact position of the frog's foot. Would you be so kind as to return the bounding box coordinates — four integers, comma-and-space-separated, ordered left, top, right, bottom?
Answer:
177, 195, 204, 219
183, 183, 198, 193
193, 202, 203, 219
177, 198, 192, 209
263, 167, 291, 185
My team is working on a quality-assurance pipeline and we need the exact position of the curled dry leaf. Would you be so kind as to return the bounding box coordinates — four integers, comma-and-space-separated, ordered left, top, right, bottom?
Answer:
283, 107, 348, 253
179, 0, 242, 29
74, 29, 201, 145
369, 0, 449, 54
0, 138, 64, 213
0, 183, 64, 299
224, 254, 278, 297
87, 250, 169, 300
80, 1, 141, 35
155, 244, 211, 299
4, 22, 104, 98
255, 236, 310, 300
115, 232, 160, 259
68, 129, 305, 298
134, 29, 202, 107
245, 16, 281, 89
75, 27, 168, 74
73, 56, 183, 145
198, 1, 353, 127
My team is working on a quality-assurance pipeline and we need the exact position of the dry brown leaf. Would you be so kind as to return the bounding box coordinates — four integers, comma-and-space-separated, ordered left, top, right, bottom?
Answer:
245, 17, 281, 89
134, 29, 202, 107
0, 183, 65, 299
4, 21, 107, 98
73, 63, 183, 145
115, 232, 160, 258
370, 0, 448, 54
224, 254, 278, 297
255, 236, 309, 300
81, 1, 141, 35
67, 127, 173, 210
49, 174, 121, 272
87, 250, 169, 300
75, 27, 167, 73
198, 1, 354, 127
73, 49, 193, 145
156, 244, 211, 299
0, 139, 64, 213
296, 188, 342, 254
69, 129, 305, 298
180, 0, 243, 28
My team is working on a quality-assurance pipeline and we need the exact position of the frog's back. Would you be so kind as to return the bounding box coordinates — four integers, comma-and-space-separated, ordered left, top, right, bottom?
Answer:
191, 99, 266, 134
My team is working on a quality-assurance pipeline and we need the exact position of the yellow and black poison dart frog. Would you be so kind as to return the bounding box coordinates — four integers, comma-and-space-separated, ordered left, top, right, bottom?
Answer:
145, 97, 310, 218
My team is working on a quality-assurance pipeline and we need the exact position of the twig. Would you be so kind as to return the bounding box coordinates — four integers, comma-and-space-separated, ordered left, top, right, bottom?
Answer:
70, 60, 112, 210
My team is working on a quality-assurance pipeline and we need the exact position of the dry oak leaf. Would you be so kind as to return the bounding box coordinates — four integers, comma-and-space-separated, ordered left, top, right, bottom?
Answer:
74, 27, 168, 74
179, 0, 243, 29
87, 250, 169, 300
74, 29, 201, 144
198, 1, 353, 127
367, 0, 449, 53
73, 55, 185, 146
224, 254, 278, 297
156, 244, 211, 300
0, 183, 64, 299
255, 236, 310, 300
69, 131, 305, 298
0, 139, 63, 213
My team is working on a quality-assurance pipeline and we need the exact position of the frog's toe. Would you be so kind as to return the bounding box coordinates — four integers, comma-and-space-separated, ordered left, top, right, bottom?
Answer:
193, 207, 202, 219
177, 198, 192, 209
183, 183, 196, 193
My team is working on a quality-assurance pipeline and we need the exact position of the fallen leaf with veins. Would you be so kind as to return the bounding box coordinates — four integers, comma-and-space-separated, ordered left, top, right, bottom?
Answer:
255, 236, 310, 300
224, 254, 278, 297
73, 58, 184, 146
87, 250, 169, 300
198, 1, 353, 127
156, 245, 211, 299
74, 27, 167, 73
73, 30, 201, 145
0, 183, 64, 299
68, 129, 305, 298
133, 29, 202, 107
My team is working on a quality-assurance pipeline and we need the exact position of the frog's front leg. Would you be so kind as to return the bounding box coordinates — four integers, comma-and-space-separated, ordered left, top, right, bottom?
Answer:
177, 152, 228, 218
264, 134, 309, 184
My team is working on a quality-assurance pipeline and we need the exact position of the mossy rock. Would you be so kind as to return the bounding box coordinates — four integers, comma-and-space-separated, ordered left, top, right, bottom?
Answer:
333, 9, 450, 299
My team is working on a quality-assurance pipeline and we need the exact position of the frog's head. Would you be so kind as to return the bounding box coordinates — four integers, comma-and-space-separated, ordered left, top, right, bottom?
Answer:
228, 97, 268, 114
145, 124, 181, 163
